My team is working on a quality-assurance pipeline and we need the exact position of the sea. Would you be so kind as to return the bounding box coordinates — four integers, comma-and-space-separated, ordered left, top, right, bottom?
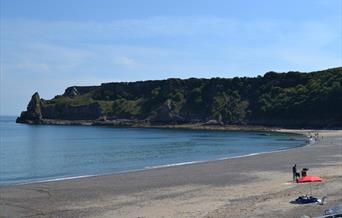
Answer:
0, 116, 308, 186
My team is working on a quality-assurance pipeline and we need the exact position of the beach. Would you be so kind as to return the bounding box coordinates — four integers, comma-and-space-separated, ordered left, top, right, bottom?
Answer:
0, 130, 341, 218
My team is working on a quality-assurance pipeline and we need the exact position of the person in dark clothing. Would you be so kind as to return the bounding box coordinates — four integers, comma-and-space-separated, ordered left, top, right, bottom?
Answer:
292, 164, 297, 182
301, 168, 308, 177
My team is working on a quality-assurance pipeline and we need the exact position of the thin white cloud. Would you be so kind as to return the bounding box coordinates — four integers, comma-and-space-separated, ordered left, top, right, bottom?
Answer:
16, 61, 50, 72
116, 56, 136, 66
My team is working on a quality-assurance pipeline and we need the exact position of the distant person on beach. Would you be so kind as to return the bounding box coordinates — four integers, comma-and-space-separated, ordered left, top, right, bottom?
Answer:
292, 164, 297, 182
301, 168, 308, 177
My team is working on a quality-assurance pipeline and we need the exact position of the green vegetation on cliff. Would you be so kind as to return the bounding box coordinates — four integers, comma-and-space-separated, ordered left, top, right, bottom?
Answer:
17, 67, 342, 128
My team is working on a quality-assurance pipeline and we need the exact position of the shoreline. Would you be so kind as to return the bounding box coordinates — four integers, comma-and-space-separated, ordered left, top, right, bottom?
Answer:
0, 127, 310, 187
1, 130, 341, 218
17, 117, 342, 131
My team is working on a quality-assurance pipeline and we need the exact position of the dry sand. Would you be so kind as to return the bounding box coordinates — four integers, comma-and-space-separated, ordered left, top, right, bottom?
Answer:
0, 130, 341, 218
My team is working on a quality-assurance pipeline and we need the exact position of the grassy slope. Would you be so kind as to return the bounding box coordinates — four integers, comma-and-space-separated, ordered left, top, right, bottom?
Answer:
40, 67, 342, 127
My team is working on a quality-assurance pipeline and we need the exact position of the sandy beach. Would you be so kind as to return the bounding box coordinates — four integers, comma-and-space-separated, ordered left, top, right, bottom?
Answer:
0, 130, 341, 218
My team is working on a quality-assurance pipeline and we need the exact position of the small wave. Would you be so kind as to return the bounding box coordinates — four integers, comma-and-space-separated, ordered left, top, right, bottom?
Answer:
144, 150, 289, 169
17, 175, 95, 185
145, 161, 203, 169
40, 175, 94, 182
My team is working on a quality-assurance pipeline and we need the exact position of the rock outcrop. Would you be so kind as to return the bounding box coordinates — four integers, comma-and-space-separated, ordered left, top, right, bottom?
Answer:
16, 92, 42, 123
41, 103, 102, 120
63, 86, 79, 98
151, 99, 184, 123
17, 91, 103, 123
16, 67, 342, 128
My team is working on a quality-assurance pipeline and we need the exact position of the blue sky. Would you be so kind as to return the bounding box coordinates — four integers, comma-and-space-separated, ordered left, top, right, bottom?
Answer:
1, 0, 341, 115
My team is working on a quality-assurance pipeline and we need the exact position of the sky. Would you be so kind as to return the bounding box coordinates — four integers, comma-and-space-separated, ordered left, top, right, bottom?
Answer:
0, 0, 341, 115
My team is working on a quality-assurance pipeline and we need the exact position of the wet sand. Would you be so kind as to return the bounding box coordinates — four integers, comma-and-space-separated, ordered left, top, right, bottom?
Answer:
0, 130, 341, 218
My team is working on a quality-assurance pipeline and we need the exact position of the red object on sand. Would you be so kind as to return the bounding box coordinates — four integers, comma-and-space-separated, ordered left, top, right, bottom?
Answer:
297, 175, 324, 183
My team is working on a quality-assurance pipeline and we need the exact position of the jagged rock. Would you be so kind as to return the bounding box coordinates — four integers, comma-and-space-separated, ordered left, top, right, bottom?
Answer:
156, 99, 172, 121
16, 92, 42, 123
152, 99, 184, 123
63, 86, 79, 98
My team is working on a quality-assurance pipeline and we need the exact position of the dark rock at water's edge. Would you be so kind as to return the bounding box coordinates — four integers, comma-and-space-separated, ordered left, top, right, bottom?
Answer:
16, 67, 342, 128
16, 92, 42, 124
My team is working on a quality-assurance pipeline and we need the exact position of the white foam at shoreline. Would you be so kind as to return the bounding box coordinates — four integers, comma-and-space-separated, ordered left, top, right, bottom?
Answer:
145, 161, 202, 169
39, 175, 95, 182
13, 175, 95, 186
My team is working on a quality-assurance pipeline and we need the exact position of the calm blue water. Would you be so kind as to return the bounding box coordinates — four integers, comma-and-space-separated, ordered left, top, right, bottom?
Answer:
0, 116, 307, 185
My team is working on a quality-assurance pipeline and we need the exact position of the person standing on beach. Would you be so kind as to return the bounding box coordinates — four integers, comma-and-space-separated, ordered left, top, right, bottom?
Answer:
292, 164, 297, 182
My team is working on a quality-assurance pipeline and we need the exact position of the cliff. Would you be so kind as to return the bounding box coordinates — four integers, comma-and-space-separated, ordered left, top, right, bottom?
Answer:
17, 67, 342, 128
16, 92, 42, 123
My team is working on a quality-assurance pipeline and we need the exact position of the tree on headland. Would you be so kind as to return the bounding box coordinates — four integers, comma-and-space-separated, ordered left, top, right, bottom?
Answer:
17, 67, 342, 128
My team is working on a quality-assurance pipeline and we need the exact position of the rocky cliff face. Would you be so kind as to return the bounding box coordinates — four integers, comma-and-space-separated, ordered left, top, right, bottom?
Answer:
151, 99, 185, 123
63, 86, 79, 98
16, 92, 43, 123
41, 103, 102, 120
16, 67, 342, 128
17, 89, 103, 123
